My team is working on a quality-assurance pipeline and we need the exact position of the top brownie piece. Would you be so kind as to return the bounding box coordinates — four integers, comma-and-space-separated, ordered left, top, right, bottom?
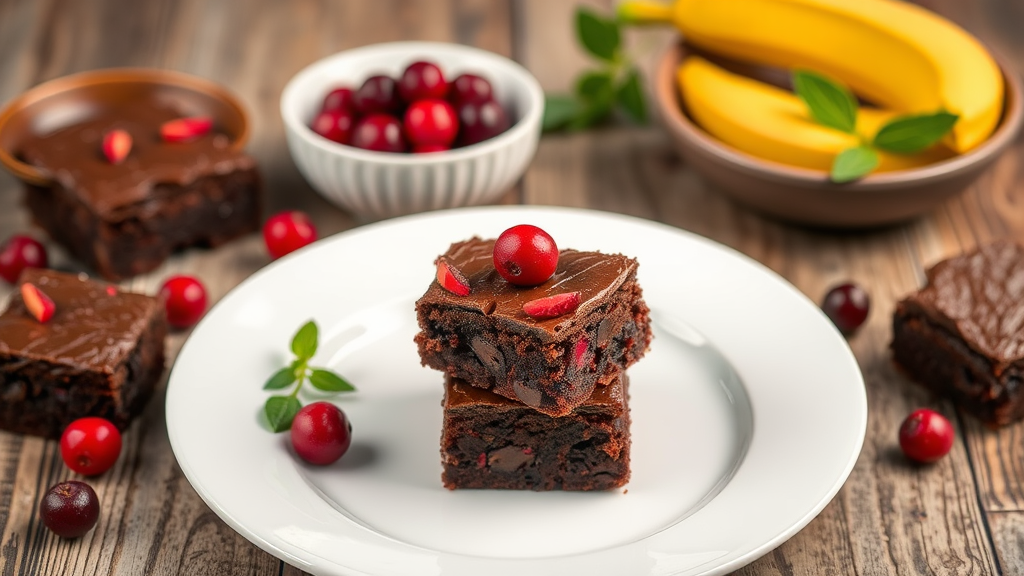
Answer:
415, 237, 651, 416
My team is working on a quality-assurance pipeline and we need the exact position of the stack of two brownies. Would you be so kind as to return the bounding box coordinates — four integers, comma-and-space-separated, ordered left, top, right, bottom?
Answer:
415, 237, 652, 491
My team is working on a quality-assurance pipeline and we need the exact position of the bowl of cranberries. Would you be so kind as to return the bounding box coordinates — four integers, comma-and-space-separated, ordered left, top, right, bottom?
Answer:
281, 42, 543, 220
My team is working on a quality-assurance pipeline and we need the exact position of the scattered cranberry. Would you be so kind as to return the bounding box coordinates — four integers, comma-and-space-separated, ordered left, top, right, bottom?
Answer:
0, 235, 48, 284
101, 129, 132, 165
310, 109, 355, 144
39, 481, 100, 538
322, 87, 355, 113
523, 291, 581, 319
60, 417, 122, 476
291, 402, 352, 465
398, 61, 448, 102
899, 408, 954, 463
353, 75, 402, 115
821, 282, 870, 334
159, 275, 208, 329
456, 100, 510, 147
414, 144, 450, 153
493, 225, 559, 286
263, 210, 318, 259
404, 100, 458, 148
351, 114, 407, 152
450, 73, 493, 106
21, 282, 56, 323
160, 116, 213, 142
436, 258, 471, 296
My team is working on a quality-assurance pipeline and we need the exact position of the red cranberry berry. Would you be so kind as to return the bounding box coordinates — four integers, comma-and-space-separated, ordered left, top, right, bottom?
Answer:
899, 408, 955, 463
450, 73, 493, 106
291, 402, 352, 465
353, 75, 402, 115
263, 210, 318, 259
398, 61, 448, 102
39, 481, 100, 538
310, 109, 355, 144
404, 100, 458, 147
351, 114, 407, 153
60, 417, 122, 476
493, 225, 559, 286
0, 235, 48, 284
456, 100, 510, 146
322, 87, 355, 113
821, 282, 870, 335
159, 275, 208, 329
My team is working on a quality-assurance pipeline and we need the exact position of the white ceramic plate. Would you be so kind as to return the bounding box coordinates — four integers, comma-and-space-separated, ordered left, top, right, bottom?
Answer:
166, 206, 866, 576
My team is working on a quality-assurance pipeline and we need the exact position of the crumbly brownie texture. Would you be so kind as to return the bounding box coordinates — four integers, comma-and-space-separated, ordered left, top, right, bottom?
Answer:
892, 240, 1024, 427
441, 374, 631, 491
415, 237, 651, 417
19, 102, 261, 280
0, 269, 166, 438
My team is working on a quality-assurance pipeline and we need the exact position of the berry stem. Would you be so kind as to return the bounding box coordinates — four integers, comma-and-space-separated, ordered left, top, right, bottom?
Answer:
288, 360, 308, 399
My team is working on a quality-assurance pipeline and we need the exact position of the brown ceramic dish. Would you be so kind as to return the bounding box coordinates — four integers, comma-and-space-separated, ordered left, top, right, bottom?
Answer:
0, 68, 249, 186
655, 42, 1024, 228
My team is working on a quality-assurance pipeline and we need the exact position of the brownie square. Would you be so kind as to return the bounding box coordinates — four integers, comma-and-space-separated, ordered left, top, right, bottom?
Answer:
19, 102, 261, 280
441, 373, 631, 491
892, 240, 1024, 426
415, 237, 651, 416
0, 269, 166, 438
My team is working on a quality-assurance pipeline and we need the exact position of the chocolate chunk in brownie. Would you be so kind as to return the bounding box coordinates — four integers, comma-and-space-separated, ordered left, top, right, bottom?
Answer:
415, 237, 651, 416
441, 373, 631, 491
0, 269, 166, 438
892, 240, 1024, 426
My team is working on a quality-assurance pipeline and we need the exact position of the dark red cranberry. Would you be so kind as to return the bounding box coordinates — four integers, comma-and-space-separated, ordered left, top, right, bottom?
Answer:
60, 417, 122, 476
493, 225, 559, 286
414, 144, 450, 153
449, 73, 493, 106
310, 109, 355, 144
353, 75, 402, 115
39, 481, 100, 538
351, 114, 407, 152
404, 99, 458, 147
821, 282, 870, 334
456, 100, 510, 147
398, 61, 448, 102
291, 402, 352, 465
899, 408, 954, 463
159, 275, 208, 329
0, 234, 48, 284
263, 210, 318, 259
322, 87, 355, 113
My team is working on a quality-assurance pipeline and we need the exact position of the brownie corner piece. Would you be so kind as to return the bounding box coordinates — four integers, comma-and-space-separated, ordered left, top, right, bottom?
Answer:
0, 269, 166, 438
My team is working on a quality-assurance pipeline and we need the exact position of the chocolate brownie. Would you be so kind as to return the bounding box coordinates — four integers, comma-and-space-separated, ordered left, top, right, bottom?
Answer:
441, 373, 631, 491
415, 237, 651, 417
0, 269, 166, 438
892, 240, 1024, 427
19, 101, 261, 280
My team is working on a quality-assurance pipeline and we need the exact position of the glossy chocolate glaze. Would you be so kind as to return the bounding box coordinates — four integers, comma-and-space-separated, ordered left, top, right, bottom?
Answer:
0, 269, 159, 371
18, 101, 253, 219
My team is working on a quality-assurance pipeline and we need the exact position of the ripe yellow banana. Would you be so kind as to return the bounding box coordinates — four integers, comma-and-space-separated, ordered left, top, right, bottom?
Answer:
678, 56, 955, 172
622, 0, 1003, 153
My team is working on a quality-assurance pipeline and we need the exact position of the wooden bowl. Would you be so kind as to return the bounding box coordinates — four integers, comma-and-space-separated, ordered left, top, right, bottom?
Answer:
654, 42, 1024, 228
0, 68, 250, 186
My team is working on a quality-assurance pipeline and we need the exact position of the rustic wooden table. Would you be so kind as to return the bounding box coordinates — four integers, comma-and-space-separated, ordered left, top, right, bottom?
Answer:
0, 0, 1022, 574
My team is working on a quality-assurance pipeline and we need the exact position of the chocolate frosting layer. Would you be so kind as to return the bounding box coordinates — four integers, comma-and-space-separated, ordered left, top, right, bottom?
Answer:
902, 240, 1024, 367
423, 237, 637, 338
19, 101, 253, 220
0, 269, 159, 372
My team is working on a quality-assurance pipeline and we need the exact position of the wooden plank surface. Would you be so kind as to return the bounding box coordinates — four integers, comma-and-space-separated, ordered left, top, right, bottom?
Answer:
0, 0, 1022, 574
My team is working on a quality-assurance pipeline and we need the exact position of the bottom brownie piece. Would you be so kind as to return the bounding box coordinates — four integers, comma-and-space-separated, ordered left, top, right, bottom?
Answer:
0, 269, 166, 438
441, 374, 630, 491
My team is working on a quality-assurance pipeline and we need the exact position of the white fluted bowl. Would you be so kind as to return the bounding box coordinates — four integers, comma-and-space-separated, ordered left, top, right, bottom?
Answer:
281, 42, 543, 220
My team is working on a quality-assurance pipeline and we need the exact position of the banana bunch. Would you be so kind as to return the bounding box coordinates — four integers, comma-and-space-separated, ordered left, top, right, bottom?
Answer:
621, 0, 1004, 171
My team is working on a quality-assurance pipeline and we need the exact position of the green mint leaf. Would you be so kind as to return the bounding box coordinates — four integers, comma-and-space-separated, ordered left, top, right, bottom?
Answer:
568, 72, 616, 130
831, 146, 879, 183
291, 320, 318, 360
265, 396, 302, 432
616, 67, 647, 124
793, 70, 858, 134
568, 97, 615, 130
872, 111, 959, 153
542, 95, 582, 132
309, 369, 356, 392
263, 367, 296, 390
575, 7, 620, 61
576, 71, 614, 100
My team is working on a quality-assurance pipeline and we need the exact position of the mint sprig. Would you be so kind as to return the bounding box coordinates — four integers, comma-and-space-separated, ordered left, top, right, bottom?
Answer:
542, 7, 648, 131
792, 70, 958, 183
263, 320, 355, 432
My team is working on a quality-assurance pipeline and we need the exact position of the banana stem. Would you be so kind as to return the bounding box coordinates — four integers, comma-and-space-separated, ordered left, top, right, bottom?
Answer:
617, 1, 674, 24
